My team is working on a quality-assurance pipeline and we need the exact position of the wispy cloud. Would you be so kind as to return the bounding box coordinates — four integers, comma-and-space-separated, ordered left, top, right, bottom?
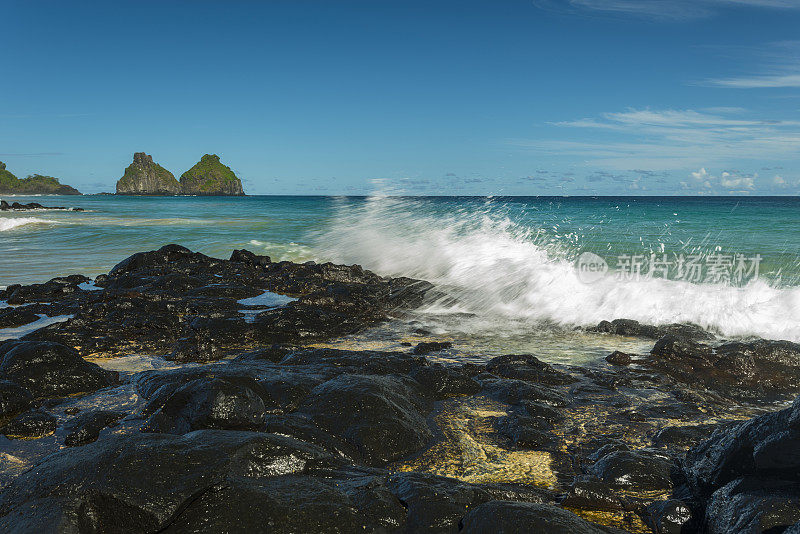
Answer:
533, 0, 800, 20
0, 152, 64, 157
704, 41, 800, 88
512, 107, 800, 170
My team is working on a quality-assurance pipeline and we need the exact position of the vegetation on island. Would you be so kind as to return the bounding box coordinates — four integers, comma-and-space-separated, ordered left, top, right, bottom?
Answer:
0, 161, 81, 195
115, 153, 245, 196
179, 154, 245, 196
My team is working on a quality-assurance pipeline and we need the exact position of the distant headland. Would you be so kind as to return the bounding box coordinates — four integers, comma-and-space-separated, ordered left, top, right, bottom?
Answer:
0, 161, 81, 195
116, 153, 245, 196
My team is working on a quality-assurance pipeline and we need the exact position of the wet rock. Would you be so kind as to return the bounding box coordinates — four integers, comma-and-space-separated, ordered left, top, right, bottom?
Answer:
409, 363, 481, 399
412, 341, 452, 355
280, 347, 424, 376
561, 477, 626, 512
0, 309, 39, 329
230, 248, 271, 266
232, 344, 300, 363
0, 380, 33, 419
1, 410, 56, 439
108, 244, 197, 276
585, 441, 630, 464
495, 414, 557, 449
486, 354, 576, 385
461, 500, 607, 534
685, 397, 800, 498
163, 469, 405, 533
651, 423, 726, 449
0, 430, 342, 532
605, 351, 633, 366
481, 377, 569, 407
704, 477, 800, 534
141, 377, 273, 434
645, 499, 695, 534
298, 374, 433, 465
386, 471, 491, 532
167, 335, 224, 363
5, 275, 87, 305
651, 334, 714, 360
263, 413, 358, 459
682, 396, 800, 533
647, 336, 800, 399
590, 319, 712, 341
521, 400, 565, 423
64, 410, 125, 446
590, 450, 674, 493
0, 341, 117, 397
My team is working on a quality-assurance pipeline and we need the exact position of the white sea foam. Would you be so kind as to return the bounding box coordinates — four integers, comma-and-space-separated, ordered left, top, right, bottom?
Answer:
0, 217, 54, 232
314, 196, 800, 342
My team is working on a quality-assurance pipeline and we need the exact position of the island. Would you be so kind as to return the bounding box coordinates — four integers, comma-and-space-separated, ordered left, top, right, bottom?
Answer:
180, 154, 245, 196
0, 161, 81, 195
116, 152, 182, 195
115, 153, 245, 196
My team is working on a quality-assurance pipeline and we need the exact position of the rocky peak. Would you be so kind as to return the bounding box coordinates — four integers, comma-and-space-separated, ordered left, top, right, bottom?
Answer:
179, 154, 245, 196
132, 152, 154, 166
0, 161, 6, 171
116, 152, 181, 195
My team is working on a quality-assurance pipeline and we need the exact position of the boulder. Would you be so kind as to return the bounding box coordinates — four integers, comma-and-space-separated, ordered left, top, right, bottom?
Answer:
298, 374, 433, 465
486, 354, 576, 385
0, 309, 40, 329
461, 500, 607, 534
64, 410, 125, 446
1, 410, 56, 439
0, 430, 342, 532
590, 450, 674, 493
0, 380, 33, 420
141, 377, 273, 434
0, 341, 118, 397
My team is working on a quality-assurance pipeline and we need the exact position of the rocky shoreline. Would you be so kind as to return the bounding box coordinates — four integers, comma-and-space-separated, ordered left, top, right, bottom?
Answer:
0, 245, 798, 533
1, 200, 84, 212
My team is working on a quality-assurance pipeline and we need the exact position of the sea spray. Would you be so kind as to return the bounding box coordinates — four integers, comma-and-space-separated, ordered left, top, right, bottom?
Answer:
314, 195, 800, 342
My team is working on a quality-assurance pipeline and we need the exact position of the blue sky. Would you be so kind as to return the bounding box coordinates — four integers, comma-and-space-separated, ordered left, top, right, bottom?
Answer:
2, 0, 800, 195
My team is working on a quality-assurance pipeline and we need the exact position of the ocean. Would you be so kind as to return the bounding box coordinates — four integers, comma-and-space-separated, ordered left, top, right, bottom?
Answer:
3, 194, 800, 358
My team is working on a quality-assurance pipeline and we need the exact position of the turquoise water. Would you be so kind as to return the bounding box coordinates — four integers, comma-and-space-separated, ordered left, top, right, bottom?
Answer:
3, 194, 800, 343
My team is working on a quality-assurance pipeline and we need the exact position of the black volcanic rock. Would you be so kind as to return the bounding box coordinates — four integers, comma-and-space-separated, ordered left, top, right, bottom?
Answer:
683, 396, 800, 533
1, 410, 56, 439
0, 341, 118, 397
141, 377, 271, 434
297, 374, 433, 465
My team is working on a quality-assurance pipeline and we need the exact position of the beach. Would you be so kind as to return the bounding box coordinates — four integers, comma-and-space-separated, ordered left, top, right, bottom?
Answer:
1, 196, 800, 532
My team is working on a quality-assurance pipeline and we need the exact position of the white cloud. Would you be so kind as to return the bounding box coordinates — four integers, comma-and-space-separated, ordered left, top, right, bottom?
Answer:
709, 73, 800, 88
690, 168, 756, 191
719, 171, 755, 189
533, 0, 800, 20
513, 107, 800, 170
774, 175, 786, 184
704, 41, 800, 89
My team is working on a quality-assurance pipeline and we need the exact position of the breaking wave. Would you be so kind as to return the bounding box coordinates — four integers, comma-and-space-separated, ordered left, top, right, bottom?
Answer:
314, 195, 800, 342
0, 217, 54, 232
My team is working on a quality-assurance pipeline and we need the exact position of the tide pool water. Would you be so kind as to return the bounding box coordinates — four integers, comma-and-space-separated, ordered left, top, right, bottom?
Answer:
2, 194, 800, 344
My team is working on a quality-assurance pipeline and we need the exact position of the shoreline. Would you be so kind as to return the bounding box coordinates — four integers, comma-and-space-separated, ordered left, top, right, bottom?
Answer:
0, 245, 798, 532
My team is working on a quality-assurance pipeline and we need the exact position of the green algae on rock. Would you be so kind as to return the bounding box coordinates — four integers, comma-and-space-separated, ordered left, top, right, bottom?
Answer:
0, 162, 81, 195
116, 152, 181, 195
179, 154, 245, 196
